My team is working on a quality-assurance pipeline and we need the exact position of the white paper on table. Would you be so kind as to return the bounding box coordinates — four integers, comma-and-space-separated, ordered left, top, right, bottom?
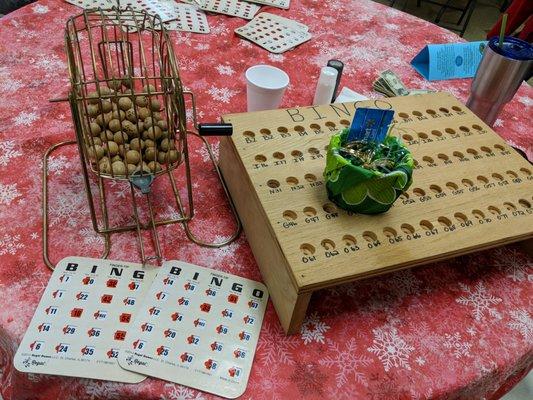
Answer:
335, 87, 369, 103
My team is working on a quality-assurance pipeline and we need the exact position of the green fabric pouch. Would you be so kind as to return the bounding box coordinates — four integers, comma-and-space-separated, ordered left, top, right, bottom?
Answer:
324, 128, 414, 214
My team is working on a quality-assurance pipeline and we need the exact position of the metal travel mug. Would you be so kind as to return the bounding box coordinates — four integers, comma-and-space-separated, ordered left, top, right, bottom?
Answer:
466, 36, 532, 126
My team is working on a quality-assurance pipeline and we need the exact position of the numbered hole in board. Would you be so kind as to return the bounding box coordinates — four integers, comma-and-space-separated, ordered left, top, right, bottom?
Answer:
438, 216, 453, 227
453, 151, 465, 160
401, 223, 415, 234
255, 154, 267, 162
419, 220, 434, 231
273, 151, 285, 159
300, 243, 315, 255
472, 124, 483, 131
422, 156, 434, 165
477, 175, 489, 184
446, 181, 459, 190
267, 179, 280, 188
260, 128, 271, 136
438, 153, 449, 162
398, 112, 410, 119
320, 239, 336, 250
472, 209, 485, 219
488, 206, 501, 215
481, 146, 493, 154
412, 110, 423, 117
518, 199, 531, 209
291, 150, 303, 158
362, 231, 378, 242
277, 126, 288, 134
418, 132, 428, 139
307, 147, 320, 155
413, 188, 426, 197
294, 125, 305, 133
454, 212, 468, 223
286, 176, 299, 186
429, 184, 442, 194
342, 234, 357, 246
282, 210, 297, 220
426, 109, 437, 116
459, 126, 470, 133
492, 173, 504, 181
399, 192, 410, 200
383, 227, 398, 238
503, 202, 517, 211
304, 173, 317, 182
519, 168, 531, 177
445, 128, 456, 135
303, 206, 317, 216
309, 123, 321, 132
466, 148, 479, 156
439, 107, 450, 114
461, 178, 474, 187
452, 106, 463, 112
339, 119, 351, 127
323, 203, 337, 214
506, 170, 518, 179
402, 134, 413, 141
243, 130, 255, 138
494, 144, 505, 151
325, 121, 336, 130
431, 130, 443, 137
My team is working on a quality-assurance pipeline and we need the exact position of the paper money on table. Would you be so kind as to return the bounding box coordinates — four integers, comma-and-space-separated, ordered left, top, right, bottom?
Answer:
372, 70, 435, 97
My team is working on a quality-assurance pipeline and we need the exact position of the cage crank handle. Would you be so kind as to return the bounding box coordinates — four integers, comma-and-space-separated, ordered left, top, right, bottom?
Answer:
198, 123, 233, 136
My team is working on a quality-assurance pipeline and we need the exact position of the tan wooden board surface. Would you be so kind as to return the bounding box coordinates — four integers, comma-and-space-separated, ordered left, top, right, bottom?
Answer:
219, 92, 533, 333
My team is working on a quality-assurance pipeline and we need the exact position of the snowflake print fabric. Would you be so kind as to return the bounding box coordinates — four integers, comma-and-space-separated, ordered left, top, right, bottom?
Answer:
0, 0, 532, 399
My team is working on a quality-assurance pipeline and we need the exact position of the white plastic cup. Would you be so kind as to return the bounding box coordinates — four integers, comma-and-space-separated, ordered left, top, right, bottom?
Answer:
245, 65, 290, 112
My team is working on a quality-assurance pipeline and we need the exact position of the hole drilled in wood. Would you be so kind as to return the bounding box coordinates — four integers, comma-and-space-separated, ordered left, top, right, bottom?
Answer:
504, 202, 516, 211
461, 178, 473, 187
431, 130, 443, 137
323, 203, 337, 214
445, 128, 456, 135
518, 199, 531, 209
466, 148, 478, 156
282, 210, 297, 220
453, 151, 465, 159
294, 125, 305, 133
472, 124, 483, 131
446, 181, 458, 190
321, 239, 336, 250
472, 209, 485, 219
506, 170, 518, 179
477, 175, 488, 184
429, 184, 442, 193
399, 192, 409, 200
419, 220, 434, 230
494, 144, 505, 151
362, 231, 378, 242
325, 121, 336, 129
286, 176, 299, 186
401, 223, 415, 234
340, 119, 350, 126
439, 107, 449, 113
438, 153, 449, 161
291, 150, 303, 158
398, 112, 409, 119
267, 179, 280, 188
309, 123, 321, 131
403, 134, 413, 141
481, 146, 493, 154
260, 128, 271, 136
243, 130, 255, 138
308, 147, 320, 155
426, 109, 436, 115
255, 154, 267, 162
383, 227, 397, 238
413, 188, 426, 196
342, 234, 357, 246
459, 126, 470, 132
304, 173, 317, 182
452, 106, 462, 112
273, 152, 285, 159
418, 132, 428, 139
422, 156, 434, 164
454, 212, 468, 223
519, 167, 531, 176
492, 173, 503, 181
300, 243, 315, 255
438, 216, 452, 227
277, 126, 288, 133
412, 110, 423, 117
488, 206, 501, 215
303, 206, 317, 216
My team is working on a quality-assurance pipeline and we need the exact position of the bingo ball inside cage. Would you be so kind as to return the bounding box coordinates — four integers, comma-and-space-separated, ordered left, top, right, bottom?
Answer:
43, 6, 240, 269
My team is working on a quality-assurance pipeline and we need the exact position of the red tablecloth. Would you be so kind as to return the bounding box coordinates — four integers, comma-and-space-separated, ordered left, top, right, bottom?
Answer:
0, 1, 532, 399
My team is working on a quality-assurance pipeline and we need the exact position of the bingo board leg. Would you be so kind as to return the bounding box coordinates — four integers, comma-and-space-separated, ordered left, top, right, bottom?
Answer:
282, 290, 312, 335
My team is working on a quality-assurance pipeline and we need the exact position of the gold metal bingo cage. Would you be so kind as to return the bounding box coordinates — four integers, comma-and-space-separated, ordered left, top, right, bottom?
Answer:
43, 6, 241, 269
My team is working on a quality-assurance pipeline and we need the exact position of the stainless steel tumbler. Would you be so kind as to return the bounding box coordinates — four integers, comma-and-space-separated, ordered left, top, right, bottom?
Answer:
466, 36, 532, 126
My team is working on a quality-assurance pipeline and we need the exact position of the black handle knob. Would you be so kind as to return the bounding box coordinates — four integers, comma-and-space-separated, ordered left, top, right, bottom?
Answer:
198, 123, 233, 136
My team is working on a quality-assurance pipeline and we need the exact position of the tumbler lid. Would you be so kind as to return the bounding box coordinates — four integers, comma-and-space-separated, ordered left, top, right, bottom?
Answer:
488, 36, 533, 61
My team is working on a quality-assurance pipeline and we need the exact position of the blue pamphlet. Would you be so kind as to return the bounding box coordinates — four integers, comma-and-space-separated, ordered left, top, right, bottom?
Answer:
411, 41, 487, 81
347, 108, 394, 143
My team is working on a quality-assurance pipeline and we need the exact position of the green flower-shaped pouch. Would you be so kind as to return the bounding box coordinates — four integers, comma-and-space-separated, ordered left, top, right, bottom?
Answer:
324, 129, 414, 214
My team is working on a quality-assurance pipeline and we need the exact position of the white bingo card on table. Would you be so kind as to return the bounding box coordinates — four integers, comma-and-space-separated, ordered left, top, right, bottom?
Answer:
14, 257, 157, 383
118, 261, 268, 399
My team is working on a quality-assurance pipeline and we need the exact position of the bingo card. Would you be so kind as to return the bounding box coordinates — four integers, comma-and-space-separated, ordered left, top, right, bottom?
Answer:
14, 257, 157, 383
118, 261, 268, 398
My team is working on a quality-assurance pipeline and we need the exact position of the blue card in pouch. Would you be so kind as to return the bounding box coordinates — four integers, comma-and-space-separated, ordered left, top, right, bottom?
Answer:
347, 108, 394, 143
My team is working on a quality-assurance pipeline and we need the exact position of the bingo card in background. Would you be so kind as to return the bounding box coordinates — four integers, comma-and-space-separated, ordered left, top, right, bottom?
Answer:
118, 261, 268, 399
14, 257, 157, 383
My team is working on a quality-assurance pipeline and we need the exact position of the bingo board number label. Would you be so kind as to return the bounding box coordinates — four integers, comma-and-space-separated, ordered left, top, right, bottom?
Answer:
119, 261, 268, 399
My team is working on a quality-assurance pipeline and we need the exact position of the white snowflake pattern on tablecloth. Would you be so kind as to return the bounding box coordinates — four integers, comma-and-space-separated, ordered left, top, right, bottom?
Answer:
493, 248, 533, 282
300, 312, 330, 344
257, 322, 299, 365
248, 365, 285, 400
267, 53, 285, 62
456, 282, 502, 321
0, 233, 24, 256
195, 141, 219, 162
367, 326, 414, 372
78, 379, 120, 399
194, 43, 209, 51
443, 332, 472, 359
387, 269, 422, 298
0, 79, 23, 93
34, 54, 66, 74
0, 183, 21, 205
11, 110, 38, 126
47, 155, 70, 174
49, 184, 90, 227
160, 383, 206, 400
494, 119, 504, 127
207, 86, 238, 104
32, 4, 49, 14
508, 309, 532, 342
320, 338, 371, 386
79, 227, 105, 247
415, 356, 426, 366
517, 95, 532, 107
216, 64, 235, 76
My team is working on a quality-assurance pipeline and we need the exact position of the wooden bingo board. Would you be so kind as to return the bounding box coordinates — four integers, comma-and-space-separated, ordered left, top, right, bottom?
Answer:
219, 92, 533, 334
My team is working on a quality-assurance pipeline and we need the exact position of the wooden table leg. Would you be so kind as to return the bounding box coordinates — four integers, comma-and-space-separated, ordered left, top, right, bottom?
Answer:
282, 291, 312, 335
